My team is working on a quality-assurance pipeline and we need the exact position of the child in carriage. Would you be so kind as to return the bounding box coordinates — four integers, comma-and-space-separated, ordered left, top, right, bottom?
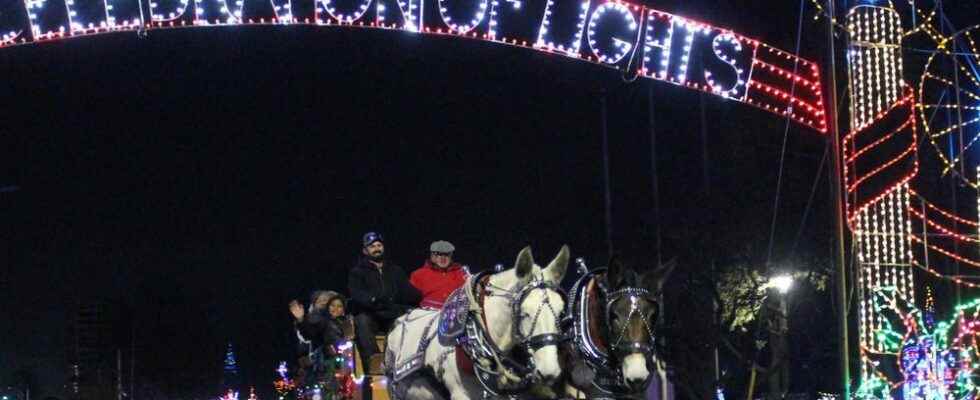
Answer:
289, 290, 356, 400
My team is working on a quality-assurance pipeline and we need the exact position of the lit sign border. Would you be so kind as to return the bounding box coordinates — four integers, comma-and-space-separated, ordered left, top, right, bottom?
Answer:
0, 0, 827, 132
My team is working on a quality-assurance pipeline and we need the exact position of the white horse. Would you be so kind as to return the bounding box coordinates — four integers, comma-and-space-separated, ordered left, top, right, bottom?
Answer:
386, 246, 570, 400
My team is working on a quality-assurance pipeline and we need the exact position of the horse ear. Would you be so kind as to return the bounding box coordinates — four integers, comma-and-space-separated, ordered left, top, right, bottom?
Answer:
605, 255, 626, 288
543, 245, 570, 284
514, 246, 535, 286
642, 257, 677, 293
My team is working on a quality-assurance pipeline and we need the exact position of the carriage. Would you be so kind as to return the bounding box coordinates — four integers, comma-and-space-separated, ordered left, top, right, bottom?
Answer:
356, 246, 673, 400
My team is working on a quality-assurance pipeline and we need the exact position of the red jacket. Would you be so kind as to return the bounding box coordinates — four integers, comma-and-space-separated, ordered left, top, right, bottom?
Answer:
409, 260, 467, 309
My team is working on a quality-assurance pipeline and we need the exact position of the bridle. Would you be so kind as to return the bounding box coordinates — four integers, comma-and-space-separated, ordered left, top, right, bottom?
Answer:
484, 275, 567, 353
603, 286, 658, 361
461, 270, 567, 394
567, 267, 660, 396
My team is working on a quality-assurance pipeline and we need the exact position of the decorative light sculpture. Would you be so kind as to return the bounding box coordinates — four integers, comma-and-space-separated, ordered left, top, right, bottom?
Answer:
843, 3, 916, 384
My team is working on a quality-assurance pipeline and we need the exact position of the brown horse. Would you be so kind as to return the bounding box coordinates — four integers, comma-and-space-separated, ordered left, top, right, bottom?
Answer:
559, 257, 675, 399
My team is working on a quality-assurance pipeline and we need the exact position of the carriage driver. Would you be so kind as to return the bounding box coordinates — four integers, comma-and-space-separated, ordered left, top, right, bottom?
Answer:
410, 240, 467, 309
347, 232, 421, 380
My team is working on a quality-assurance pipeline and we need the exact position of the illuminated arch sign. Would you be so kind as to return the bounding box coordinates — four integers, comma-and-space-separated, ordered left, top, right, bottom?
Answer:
0, 0, 826, 131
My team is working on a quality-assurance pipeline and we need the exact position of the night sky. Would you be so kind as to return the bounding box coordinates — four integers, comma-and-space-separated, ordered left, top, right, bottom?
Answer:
3, 0, 979, 398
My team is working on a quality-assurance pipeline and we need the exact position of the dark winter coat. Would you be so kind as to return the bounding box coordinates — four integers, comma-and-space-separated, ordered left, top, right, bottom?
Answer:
295, 310, 346, 352
347, 258, 422, 320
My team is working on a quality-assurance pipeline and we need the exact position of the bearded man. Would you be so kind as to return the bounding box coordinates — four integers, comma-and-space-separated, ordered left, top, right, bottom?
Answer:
347, 231, 421, 384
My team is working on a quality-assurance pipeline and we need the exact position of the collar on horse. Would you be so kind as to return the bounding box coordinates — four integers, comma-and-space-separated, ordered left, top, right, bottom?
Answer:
565, 268, 659, 396
454, 270, 566, 396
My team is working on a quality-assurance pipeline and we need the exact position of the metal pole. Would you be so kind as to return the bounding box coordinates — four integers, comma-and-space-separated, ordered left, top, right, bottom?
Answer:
951, 32, 965, 304
601, 89, 614, 256
117, 349, 123, 400
700, 92, 710, 197
825, 0, 851, 396
780, 296, 790, 396
650, 81, 670, 400
131, 321, 135, 400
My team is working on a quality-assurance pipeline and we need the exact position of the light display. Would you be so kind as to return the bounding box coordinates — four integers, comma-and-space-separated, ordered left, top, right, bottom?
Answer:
843, 4, 918, 386
274, 361, 298, 400
223, 342, 241, 389
149, 0, 189, 23
534, 0, 589, 55
0, 0, 827, 130
585, 1, 637, 65
846, 4, 904, 130
706, 33, 746, 97
917, 24, 980, 188
319, 0, 372, 23
437, 0, 487, 34
854, 287, 978, 400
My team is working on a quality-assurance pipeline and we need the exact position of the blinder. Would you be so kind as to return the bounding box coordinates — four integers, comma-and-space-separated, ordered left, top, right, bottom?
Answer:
464, 270, 569, 393
509, 278, 568, 352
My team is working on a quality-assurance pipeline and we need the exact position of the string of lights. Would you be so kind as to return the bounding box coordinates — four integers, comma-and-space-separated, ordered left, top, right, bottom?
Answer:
0, 0, 829, 131
844, 3, 920, 382
918, 24, 980, 189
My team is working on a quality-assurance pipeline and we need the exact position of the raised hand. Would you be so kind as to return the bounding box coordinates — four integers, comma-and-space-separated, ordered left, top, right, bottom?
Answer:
289, 300, 305, 321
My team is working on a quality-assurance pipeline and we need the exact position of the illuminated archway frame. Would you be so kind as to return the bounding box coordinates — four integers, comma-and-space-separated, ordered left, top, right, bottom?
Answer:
0, 0, 827, 132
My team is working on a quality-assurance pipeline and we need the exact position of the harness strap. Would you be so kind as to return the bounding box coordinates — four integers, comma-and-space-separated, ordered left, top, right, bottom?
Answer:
454, 345, 475, 376
462, 272, 533, 388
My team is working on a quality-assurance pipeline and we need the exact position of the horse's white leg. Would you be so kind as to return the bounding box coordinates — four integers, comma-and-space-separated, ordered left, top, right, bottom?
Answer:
443, 368, 473, 400
427, 345, 478, 400
564, 383, 588, 399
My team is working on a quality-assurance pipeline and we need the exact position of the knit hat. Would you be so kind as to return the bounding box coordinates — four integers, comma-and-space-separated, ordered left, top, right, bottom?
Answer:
362, 231, 383, 247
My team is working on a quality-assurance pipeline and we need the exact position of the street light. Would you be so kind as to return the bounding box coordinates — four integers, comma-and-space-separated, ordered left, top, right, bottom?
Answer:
769, 274, 793, 400
770, 275, 794, 294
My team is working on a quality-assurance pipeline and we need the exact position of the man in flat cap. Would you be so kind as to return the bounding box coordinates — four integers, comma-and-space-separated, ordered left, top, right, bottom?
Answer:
409, 240, 467, 309
347, 231, 420, 383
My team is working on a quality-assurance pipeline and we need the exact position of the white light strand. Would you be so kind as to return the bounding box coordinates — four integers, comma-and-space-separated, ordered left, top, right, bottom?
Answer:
904, 184, 914, 302
104, 0, 142, 27
0, 0, 825, 132
392, 0, 418, 31
150, 0, 190, 22
535, 0, 589, 56
320, 0, 372, 23
272, 0, 292, 22
24, 0, 45, 38
845, 3, 914, 376
481, 0, 516, 37
704, 33, 746, 98
63, 0, 77, 32
438, 0, 488, 34
672, 18, 707, 84
585, 2, 636, 64
641, 11, 672, 80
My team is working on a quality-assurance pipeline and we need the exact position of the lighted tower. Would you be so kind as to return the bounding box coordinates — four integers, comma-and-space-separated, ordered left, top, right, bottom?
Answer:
223, 342, 240, 389
843, 1, 916, 380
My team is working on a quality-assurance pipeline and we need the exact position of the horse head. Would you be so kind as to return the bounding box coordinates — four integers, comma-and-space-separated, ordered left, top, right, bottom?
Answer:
600, 256, 675, 392
483, 245, 570, 385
